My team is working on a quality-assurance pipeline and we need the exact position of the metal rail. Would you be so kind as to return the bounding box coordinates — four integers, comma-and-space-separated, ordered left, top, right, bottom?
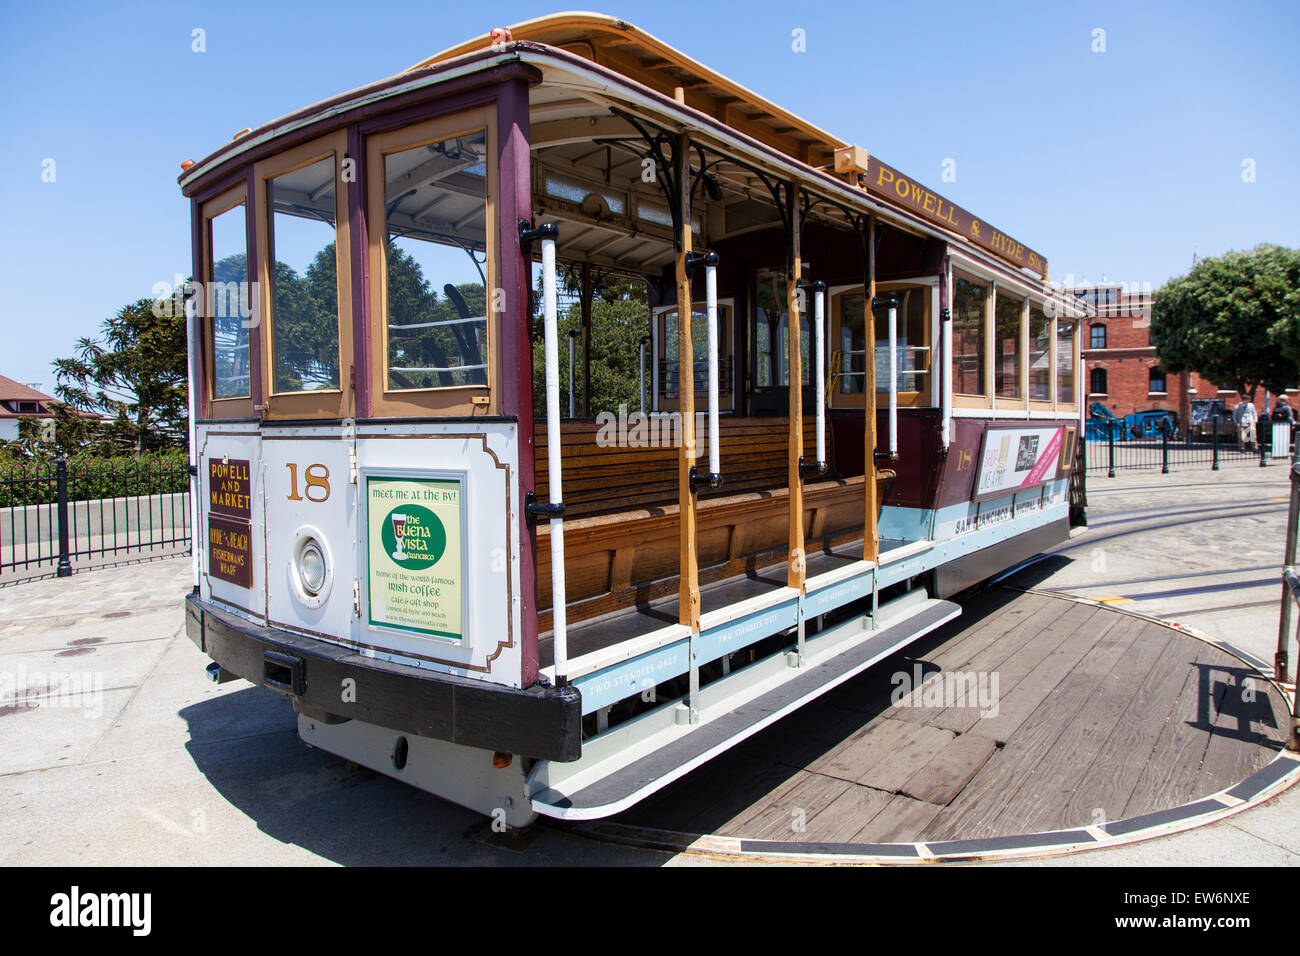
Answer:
1275, 457, 1300, 751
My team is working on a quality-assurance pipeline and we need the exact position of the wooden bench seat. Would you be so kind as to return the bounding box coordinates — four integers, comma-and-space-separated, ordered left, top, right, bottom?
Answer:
535, 416, 825, 518
533, 416, 894, 631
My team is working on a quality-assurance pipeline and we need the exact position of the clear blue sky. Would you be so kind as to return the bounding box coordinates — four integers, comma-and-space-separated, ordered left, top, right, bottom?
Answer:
2, 0, 1297, 392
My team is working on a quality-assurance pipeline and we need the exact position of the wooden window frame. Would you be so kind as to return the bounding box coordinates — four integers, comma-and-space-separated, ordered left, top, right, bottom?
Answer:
1056, 316, 1080, 410
201, 184, 254, 419
827, 281, 934, 410
367, 107, 498, 418
951, 270, 991, 409
651, 299, 735, 413
255, 130, 354, 420
1028, 302, 1054, 413
992, 288, 1028, 411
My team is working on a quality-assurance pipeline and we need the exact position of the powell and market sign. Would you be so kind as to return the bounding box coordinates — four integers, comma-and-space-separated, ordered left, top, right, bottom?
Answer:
865, 158, 1048, 279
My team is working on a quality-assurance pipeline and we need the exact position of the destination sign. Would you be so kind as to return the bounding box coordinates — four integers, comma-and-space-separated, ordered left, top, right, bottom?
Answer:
208, 458, 252, 519
865, 158, 1048, 278
208, 514, 252, 588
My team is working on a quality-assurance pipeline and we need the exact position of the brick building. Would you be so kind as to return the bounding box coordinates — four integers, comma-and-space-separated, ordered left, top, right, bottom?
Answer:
1072, 282, 1296, 430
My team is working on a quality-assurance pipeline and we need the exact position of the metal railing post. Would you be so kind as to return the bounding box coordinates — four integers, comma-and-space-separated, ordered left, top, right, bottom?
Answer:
55, 457, 72, 578
1277, 463, 1300, 685
1212, 414, 1220, 470
1161, 427, 1169, 474
1107, 421, 1116, 478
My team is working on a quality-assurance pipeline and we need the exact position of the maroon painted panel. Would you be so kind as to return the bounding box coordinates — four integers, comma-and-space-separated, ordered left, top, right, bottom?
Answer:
346, 124, 371, 419
189, 197, 209, 421
244, 166, 263, 409
495, 77, 540, 688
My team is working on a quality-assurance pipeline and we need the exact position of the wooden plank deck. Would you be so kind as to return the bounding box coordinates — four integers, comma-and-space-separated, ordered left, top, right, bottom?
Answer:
614, 588, 1291, 844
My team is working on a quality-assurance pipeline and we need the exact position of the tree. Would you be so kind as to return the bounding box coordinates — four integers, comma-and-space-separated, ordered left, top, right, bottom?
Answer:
52, 293, 189, 453
1150, 244, 1300, 401
531, 269, 650, 417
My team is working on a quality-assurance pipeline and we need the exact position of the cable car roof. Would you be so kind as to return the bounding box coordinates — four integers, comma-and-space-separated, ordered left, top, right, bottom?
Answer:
409, 12, 1051, 281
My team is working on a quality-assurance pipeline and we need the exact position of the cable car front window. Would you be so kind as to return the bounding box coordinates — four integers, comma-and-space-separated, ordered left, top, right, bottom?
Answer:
208, 203, 250, 400
267, 155, 340, 393
383, 130, 489, 391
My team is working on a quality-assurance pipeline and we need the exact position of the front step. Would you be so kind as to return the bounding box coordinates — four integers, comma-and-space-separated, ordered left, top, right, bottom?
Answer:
527, 593, 960, 820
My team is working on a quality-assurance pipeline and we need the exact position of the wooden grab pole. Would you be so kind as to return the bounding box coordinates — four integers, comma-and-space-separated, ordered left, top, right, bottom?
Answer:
787, 183, 806, 591
864, 215, 879, 564
675, 132, 701, 632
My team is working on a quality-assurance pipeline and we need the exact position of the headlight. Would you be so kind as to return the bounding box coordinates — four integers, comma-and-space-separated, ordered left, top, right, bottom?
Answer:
298, 540, 326, 595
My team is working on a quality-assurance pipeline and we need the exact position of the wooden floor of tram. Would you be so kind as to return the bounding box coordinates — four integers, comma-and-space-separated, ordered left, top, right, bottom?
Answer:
610, 575, 1291, 842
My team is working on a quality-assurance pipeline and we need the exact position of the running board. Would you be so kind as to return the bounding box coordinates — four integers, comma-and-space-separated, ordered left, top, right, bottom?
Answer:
527, 593, 960, 820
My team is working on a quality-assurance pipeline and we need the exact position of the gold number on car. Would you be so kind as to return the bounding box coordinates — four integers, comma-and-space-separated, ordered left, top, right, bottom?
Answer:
286, 462, 331, 502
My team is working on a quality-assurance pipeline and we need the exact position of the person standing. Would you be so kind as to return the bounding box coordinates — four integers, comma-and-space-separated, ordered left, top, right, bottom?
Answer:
1233, 394, 1258, 450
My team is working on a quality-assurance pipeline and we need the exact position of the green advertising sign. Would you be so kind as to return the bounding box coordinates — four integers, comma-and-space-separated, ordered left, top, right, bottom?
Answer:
366, 475, 464, 641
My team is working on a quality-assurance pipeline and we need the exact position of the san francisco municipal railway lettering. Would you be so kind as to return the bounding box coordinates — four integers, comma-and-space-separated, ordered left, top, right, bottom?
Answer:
207, 514, 252, 588
208, 458, 251, 519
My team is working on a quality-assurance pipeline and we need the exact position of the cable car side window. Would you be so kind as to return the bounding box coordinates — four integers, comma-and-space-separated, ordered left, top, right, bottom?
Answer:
206, 199, 251, 401
1029, 305, 1051, 402
382, 128, 490, 392
994, 290, 1024, 400
952, 275, 988, 397
1057, 318, 1078, 405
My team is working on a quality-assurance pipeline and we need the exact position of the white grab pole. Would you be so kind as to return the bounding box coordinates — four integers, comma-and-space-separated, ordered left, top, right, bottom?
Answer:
941, 267, 952, 450
567, 329, 576, 419
185, 291, 201, 590
705, 263, 720, 478
542, 237, 568, 682
639, 338, 647, 414
814, 285, 826, 468
888, 299, 899, 458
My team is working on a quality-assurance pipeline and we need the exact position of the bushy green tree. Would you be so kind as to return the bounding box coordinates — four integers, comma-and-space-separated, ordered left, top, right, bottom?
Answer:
52, 293, 189, 453
1150, 244, 1300, 401
531, 270, 650, 417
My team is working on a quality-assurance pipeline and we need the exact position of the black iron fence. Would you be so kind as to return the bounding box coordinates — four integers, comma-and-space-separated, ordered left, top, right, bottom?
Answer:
1086, 417, 1294, 475
0, 456, 191, 579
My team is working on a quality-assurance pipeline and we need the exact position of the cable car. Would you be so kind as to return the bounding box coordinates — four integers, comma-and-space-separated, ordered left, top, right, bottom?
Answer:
180, 13, 1092, 827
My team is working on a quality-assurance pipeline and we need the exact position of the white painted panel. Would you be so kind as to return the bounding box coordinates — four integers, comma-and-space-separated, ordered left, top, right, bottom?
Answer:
261, 430, 359, 646
354, 421, 522, 688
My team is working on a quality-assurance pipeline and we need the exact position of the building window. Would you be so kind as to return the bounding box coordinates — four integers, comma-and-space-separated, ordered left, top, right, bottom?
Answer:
1148, 367, 1166, 393
1090, 367, 1107, 395
1090, 323, 1107, 350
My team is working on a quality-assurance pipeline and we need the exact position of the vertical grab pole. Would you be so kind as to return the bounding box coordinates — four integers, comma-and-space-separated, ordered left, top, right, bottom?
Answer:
639, 335, 650, 414
1277, 463, 1300, 685
940, 257, 952, 451
185, 292, 201, 590
567, 328, 578, 420
705, 259, 721, 479
887, 297, 899, 458
541, 232, 569, 683
814, 283, 826, 469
